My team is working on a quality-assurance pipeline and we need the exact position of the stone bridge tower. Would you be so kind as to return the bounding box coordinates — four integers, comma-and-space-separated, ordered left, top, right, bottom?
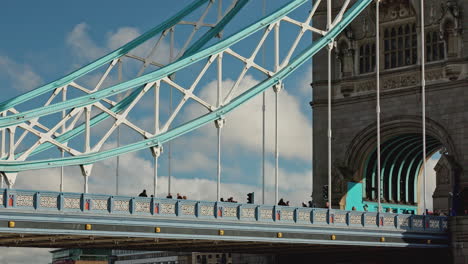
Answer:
312, 0, 467, 215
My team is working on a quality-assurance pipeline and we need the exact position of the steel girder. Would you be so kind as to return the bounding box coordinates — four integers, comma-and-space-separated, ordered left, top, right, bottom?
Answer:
0, 0, 373, 186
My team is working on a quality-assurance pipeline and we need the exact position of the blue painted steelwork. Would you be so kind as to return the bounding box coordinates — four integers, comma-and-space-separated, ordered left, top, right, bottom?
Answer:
5, 0, 250, 161
0, 0, 213, 112
0, 0, 309, 129
0, 188, 448, 234
0, 0, 373, 172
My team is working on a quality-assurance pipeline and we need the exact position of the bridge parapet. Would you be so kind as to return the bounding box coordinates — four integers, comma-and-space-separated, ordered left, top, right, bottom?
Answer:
0, 189, 448, 234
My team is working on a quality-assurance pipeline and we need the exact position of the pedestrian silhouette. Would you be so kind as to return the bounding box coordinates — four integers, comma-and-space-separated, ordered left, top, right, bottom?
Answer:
278, 198, 286, 206
166, 193, 173, 199
139, 189, 148, 197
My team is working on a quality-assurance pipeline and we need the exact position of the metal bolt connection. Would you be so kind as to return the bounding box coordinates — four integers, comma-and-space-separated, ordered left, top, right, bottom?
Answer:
380, 237, 385, 242
277, 232, 283, 238
85, 224, 92, 230
218, 230, 224, 236
330, 234, 336, 240
155, 227, 161, 233
8, 221, 15, 228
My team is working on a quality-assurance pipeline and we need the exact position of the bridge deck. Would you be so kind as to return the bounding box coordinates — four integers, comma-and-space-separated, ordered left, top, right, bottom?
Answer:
0, 189, 448, 250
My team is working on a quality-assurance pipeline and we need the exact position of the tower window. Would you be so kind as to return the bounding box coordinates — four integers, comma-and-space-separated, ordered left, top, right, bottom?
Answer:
426, 31, 445, 62
384, 24, 417, 69
359, 43, 375, 74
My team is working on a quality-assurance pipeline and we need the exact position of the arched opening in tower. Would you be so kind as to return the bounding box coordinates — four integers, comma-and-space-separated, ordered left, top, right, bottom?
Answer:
361, 133, 443, 213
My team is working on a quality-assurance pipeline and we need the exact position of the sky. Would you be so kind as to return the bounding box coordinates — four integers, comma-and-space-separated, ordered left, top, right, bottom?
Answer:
0, 0, 439, 263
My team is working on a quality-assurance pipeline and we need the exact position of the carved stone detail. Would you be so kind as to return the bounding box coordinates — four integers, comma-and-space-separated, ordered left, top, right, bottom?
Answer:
224, 207, 237, 218
442, 219, 448, 230
113, 200, 129, 211
355, 80, 375, 93
180, 204, 195, 215
200, 206, 213, 216
40, 196, 57, 208
412, 218, 424, 228
260, 209, 272, 219
399, 216, 410, 228
383, 74, 419, 90
298, 211, 310, 222
384, 216, 395, 227
93, 200, 108, 211
429, 219, 440, 229
426, 69, 444, 82
64, 198, 80, 209
16, 195, 34, 207
135, 202, 150, 213
349, 214, 362, 225
314, 212, 327, 223
281, 210, 294, 221
435, 154, 454, 185
160, 203, 175, 214
334, 213, 346, 224
365, 215, 377, 226
380, 1, 416, 23
241, 208, 255, 218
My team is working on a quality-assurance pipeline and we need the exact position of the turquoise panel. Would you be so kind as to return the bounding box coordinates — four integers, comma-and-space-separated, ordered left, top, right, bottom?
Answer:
345, 182, 417, 213
345, 182, 363, 211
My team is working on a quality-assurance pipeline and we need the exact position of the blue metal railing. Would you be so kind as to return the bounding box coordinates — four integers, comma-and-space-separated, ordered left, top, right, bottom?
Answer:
0, 189, 447, 233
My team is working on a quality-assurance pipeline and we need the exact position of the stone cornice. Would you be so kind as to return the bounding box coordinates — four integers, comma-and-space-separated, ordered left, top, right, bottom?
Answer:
312, 79, 467, 107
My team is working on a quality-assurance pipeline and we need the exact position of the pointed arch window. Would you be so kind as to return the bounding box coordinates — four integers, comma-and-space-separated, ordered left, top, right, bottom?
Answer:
426, 31, 445, 62
359, 42, 375, 74
384, 23, 417, 69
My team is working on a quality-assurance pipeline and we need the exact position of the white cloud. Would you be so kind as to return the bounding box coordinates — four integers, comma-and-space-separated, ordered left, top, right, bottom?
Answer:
67, 23, 173, 67
185, 75, 312, 162
66, 23, 106, 62
0, 55, 43, 92
173, 151, 217, 174
298, 64, 313, 96
107, 27, 141, 51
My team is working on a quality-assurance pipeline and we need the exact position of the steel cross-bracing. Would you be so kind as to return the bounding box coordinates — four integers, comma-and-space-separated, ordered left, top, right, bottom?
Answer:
0, 0, 247, 187
0, 0, 372, 196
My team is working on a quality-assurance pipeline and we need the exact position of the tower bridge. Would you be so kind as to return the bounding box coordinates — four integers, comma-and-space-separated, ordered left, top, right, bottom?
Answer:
0, 188, 448, 251
0, 0, 466, 262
